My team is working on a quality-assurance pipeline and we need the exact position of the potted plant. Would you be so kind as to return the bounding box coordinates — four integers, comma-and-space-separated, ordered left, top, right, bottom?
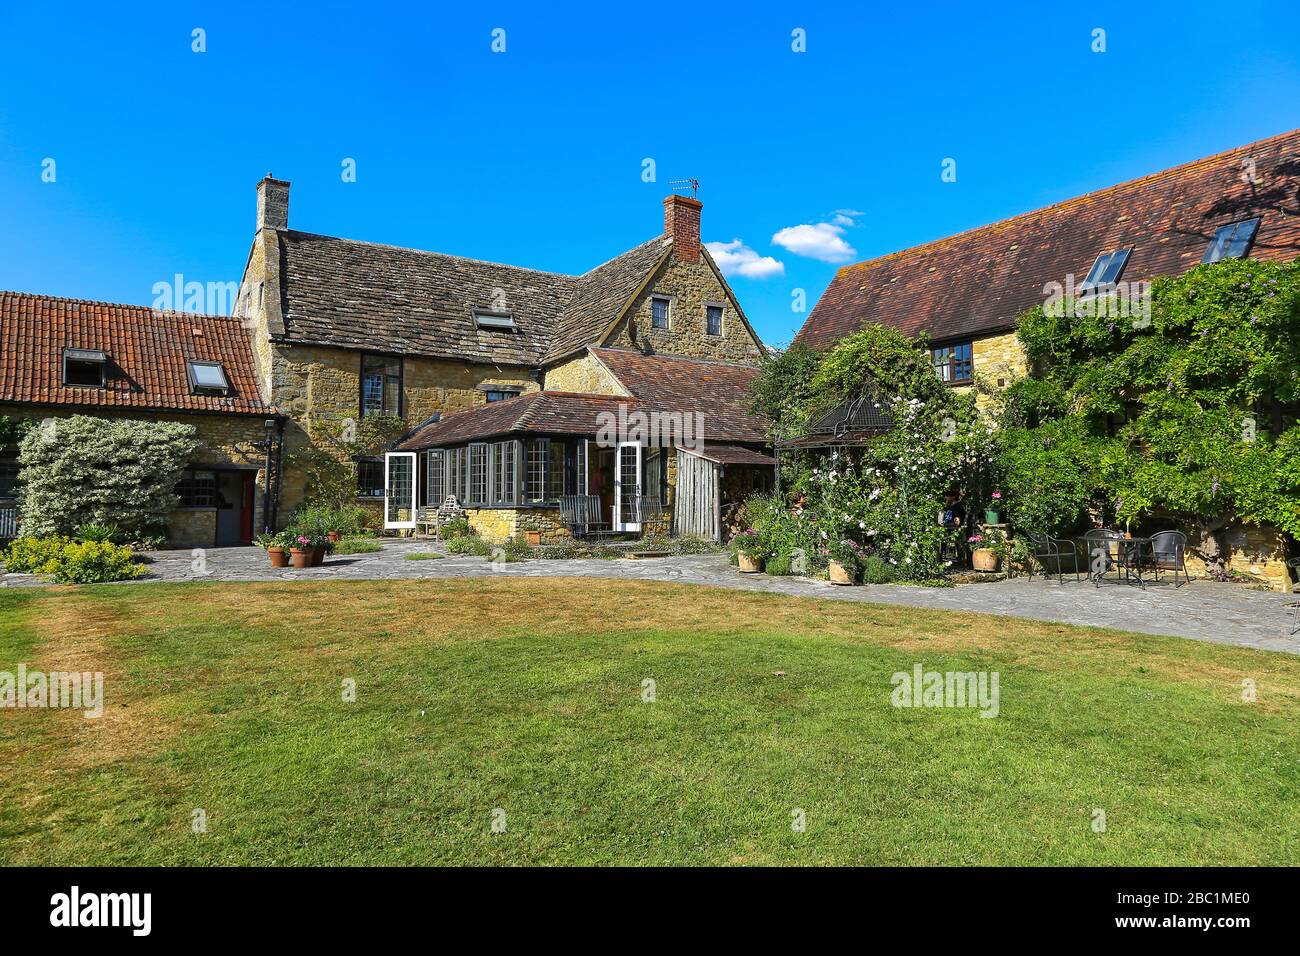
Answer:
289, 534, 315, 569
827, 539, 863, 585
969, 527, 1006, 572
257, 531, 289, 568
733, 532, 766, 573
984, 491, 1004, 525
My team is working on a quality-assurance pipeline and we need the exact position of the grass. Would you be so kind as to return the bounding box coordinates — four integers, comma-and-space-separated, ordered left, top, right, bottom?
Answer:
331, 538, 382, 555
403, 552, 445, 561
1, 579, 1298, 866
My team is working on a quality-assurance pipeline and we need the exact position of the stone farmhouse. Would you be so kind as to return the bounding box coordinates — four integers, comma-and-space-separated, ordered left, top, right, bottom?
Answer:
794, 127, 1300, 587
0, 183, 776, 546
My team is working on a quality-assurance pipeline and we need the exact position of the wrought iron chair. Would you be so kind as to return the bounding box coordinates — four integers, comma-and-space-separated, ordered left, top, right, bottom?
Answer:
1025, 532, 1084, 583
1148, 530, 1189, 587
1082, 528, 1124, 586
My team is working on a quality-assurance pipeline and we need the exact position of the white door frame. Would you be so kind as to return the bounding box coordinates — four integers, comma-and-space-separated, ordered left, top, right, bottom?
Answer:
383, 451, 417, 530
613, 441, 642, 532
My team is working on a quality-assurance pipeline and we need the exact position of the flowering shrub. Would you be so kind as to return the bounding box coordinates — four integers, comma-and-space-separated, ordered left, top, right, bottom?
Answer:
17, 416, 197, 539
2, 535, 73, 574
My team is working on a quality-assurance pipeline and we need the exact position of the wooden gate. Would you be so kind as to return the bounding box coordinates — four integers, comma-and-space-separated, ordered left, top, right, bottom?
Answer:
673, 450, 719, 541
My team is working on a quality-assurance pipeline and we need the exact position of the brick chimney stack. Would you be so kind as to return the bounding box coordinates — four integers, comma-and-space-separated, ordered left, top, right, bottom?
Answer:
256, 174, 290, 231
663, 193, 702, 263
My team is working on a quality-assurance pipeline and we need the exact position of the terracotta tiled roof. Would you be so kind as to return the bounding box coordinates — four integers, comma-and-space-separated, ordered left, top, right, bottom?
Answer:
0, 292, 271, 415
591, 348, 771, 443
274, 229, 670, 367
395, 392, 639, 449
796, 128, 1300, 348
395, 348, 776, 450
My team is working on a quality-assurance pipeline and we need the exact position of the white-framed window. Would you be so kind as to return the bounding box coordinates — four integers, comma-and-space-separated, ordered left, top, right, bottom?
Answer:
651, 295, 671, 330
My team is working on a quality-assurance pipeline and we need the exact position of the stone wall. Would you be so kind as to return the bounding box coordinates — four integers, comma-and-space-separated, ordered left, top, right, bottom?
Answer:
602, 255, 764, 362
464, 507, 574, 543
260, 342, 540, 515
543, 353, 629, 395
0, 403, 269, 548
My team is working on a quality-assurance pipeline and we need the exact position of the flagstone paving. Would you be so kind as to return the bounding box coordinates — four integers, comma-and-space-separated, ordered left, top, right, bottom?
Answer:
4, 538, 1297, 655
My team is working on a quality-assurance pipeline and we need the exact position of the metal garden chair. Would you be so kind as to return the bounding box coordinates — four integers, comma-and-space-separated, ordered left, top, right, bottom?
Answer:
1083, 528, 1124, 587
1025, 532, 1084, 583
1148, 530, 1189, 587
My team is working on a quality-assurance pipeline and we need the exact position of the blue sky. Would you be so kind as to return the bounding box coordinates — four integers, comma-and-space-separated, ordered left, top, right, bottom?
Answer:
1, 1, 1296, 346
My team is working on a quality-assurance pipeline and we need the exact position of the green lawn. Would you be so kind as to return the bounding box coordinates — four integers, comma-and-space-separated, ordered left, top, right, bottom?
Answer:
1, 579, 1298, 865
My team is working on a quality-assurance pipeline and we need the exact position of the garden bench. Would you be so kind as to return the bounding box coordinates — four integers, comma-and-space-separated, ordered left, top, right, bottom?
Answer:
559, 494, 611, 539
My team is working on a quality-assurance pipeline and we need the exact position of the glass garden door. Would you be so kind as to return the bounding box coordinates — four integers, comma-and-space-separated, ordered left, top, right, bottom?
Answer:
384, 452, 417, 530
613, 441, 641, 532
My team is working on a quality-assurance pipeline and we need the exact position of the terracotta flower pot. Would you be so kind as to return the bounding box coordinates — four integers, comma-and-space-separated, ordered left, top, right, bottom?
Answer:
525, 531, 542, 547
268, 547, 288, 568
311, 546, 325, 566
290, 548, 312, 569
828, 559, 855, 585
972, 548, 999, 572
738, 553, 763, 573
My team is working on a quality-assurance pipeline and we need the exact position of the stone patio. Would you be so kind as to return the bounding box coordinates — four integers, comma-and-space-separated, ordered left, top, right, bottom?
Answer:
4, 538, 1298, 655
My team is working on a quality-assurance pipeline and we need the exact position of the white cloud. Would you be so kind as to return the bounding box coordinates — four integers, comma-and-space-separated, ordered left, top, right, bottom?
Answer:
704, 239, 785, 279
771, 221, 858, 264
831, 208, 863, 227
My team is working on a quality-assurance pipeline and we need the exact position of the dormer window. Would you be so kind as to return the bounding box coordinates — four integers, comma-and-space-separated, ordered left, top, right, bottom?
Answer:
1203, 218, 1260, 264
63, 349, 107, 387
187, 360, 231, 396
473, 310, 517, 331
1079, 249, 1130, 292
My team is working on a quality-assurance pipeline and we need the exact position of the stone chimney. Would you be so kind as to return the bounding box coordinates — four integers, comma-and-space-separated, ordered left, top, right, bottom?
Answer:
663, 193, 702, 263
256, 174, 290, 231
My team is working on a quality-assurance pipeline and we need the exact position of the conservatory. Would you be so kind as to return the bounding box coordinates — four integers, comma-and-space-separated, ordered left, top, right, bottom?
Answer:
383, 391, 774, 542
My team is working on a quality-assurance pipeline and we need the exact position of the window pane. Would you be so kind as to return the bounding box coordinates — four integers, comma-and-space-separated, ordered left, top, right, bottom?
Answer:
492, 440, 517, 504
64, 358, 105, 386
469, 445, 488, 505
1204, 218, 1260, 264
357, 460, 384, 497
526, 439, 548, 502
426, 451, 445, 504
652, 298, 669, 329
189, 362, 229, 389
706, 305, 722, 336
0, 460, 21, 498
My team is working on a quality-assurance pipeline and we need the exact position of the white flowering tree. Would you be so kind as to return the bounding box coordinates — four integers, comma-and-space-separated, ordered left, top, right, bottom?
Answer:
17, 415, 198, 539
752, 325, 997, 582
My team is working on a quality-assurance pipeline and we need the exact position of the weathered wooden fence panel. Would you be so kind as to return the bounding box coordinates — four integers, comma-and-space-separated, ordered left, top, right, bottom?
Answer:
673, 452, 718, 541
